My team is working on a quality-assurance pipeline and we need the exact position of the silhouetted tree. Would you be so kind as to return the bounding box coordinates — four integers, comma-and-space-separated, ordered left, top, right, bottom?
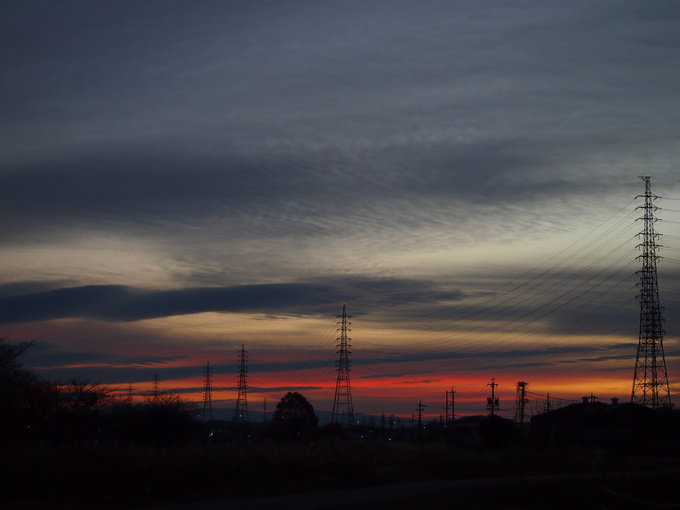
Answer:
51, 378, 118, 443
0, 337, 206, 445
113, 392, 201, 445
270, 392, 318, 439
0, 338, 55, 443
0, 338, 38, 401
57, 379, 117, 412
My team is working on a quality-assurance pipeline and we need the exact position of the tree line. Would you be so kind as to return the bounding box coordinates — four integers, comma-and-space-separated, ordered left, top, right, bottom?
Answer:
0, 338, 324, 446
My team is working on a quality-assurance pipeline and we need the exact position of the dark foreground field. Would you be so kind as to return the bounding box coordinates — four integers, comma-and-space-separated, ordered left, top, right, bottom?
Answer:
341, 473, 680, 510
2, 440, 679, 510
153, 472, 680, 510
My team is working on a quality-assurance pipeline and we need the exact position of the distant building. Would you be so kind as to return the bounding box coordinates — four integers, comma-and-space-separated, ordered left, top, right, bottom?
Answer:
531, 398, 679, 446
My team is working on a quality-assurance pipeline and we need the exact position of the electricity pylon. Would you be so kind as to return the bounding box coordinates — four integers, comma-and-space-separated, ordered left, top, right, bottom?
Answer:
202, 361, 213, 420
234, 343, 249, 421
331, 303, 355, 428
631, 175, 672, 408
152, 373, 160, 400
445, 387, 455, 426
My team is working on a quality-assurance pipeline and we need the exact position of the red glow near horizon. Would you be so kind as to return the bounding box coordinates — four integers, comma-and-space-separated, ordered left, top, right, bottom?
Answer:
16, 315, 674, 418
27, 334, 650, 418
114, 360, 637, 420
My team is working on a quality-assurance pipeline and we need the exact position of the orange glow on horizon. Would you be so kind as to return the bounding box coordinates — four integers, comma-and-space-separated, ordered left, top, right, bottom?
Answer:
15, 310, 676, 417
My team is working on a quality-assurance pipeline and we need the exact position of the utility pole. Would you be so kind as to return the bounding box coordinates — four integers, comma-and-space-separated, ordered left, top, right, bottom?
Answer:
417, 400, 427, 440
631, 175, 672, 408
202, 361, 213, 421
487, 378, 499, 416
515, 381, 529, 424
331, 303, 355, 428
234, 343, 249, 422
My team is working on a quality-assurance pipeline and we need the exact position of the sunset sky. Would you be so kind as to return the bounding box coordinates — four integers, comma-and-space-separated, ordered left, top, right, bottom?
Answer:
2, 1, 680, 421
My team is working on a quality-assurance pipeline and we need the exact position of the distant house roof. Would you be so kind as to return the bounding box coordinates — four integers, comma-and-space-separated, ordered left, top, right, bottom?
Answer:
531, 401, 677, 444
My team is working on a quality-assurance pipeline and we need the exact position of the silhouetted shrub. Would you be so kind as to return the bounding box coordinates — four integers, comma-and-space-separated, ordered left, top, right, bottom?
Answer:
270, 392, 319, 440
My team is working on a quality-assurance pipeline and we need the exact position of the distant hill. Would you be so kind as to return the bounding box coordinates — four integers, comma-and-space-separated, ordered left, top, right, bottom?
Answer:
205, 407, 381, 426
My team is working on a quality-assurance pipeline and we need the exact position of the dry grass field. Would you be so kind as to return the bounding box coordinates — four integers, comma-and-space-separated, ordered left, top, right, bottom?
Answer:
2, 439, 678, 509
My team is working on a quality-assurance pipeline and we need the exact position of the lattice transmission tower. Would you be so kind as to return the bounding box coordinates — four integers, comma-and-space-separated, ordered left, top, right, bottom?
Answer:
331, 303, 354, 428
234, 343, 249, 421
631, 175, 672, 408
202, 361, 213, 420
152, 373, 160, 400
445, 387, 455, 426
